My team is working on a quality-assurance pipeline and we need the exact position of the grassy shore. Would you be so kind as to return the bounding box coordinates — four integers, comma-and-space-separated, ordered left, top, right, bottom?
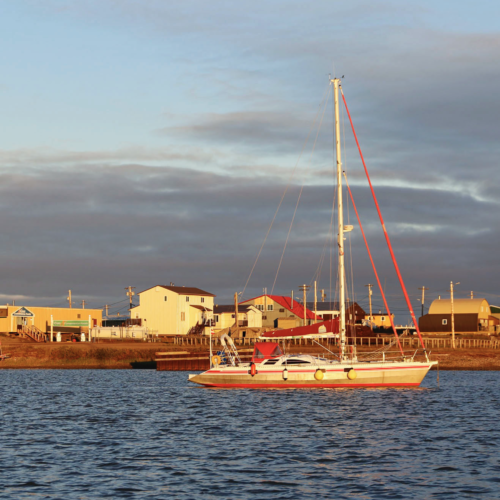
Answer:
2, 335, 500, 370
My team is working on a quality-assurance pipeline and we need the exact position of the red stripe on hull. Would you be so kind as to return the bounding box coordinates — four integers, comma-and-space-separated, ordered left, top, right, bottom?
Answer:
199, 382, 422, 388
208, 365, 431, 375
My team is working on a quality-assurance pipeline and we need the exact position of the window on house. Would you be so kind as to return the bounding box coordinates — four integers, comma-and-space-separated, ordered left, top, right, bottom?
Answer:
201, 297, 205, 303
242, 331, 246, 337
231, 314, 235, 319
186, 297, 189, 302
279, 308, 285, 313
164, 296, 167, 302
442, 319, 447, 325
262, 315, 267, 320
214, 314, 219, 323
381, 316, 385, 321
267, 305, 274, 311
181, 312, 185, 321
77, 314, 81, 319
256, 304, 264, 311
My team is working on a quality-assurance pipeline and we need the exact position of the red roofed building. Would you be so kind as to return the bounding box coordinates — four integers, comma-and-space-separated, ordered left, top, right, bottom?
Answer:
239, 294, 319, 329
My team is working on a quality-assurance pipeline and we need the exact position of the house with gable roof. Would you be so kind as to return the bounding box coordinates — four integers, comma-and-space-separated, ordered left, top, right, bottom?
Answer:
239, 294, 318, 329
130, 285, 215, 336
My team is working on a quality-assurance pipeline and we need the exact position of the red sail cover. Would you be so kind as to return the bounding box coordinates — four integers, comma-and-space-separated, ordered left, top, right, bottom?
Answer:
251, 342, 283, 363
261, 318, 339, 339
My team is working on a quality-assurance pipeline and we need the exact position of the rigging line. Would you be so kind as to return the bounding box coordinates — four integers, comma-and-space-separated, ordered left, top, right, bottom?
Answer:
241, 84, 332, 299
310, 183, 337, 287
341, 97, 356, 326
271, 89, 331, 294
343, 171, 404, 355
341, 88, 426, 352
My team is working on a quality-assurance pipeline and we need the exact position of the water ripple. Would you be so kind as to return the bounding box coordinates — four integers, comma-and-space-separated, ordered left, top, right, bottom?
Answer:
1, 370, 499, 499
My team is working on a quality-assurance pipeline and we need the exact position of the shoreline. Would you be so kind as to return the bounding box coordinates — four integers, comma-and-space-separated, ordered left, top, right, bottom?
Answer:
2, 336, 500, 371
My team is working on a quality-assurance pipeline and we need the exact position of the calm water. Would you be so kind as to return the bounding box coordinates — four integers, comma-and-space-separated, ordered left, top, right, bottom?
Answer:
1, 370, 499, 499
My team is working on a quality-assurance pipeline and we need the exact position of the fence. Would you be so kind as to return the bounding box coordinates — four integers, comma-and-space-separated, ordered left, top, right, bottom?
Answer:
167, 335, 500, 350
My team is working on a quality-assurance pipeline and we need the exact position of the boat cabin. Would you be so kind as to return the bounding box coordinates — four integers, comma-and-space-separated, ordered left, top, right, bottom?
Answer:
251, 342, 283, 363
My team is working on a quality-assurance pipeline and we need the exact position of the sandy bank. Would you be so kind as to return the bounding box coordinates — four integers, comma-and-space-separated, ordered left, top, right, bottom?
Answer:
2, 335, 500, 370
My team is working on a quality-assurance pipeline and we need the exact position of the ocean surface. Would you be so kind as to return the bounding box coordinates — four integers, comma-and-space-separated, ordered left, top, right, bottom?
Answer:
1, 370, 499, 499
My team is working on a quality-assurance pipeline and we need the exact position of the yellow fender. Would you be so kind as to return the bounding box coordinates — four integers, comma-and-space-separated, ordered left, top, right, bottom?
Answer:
314, 369, 324, 381
347, 369, 357, 380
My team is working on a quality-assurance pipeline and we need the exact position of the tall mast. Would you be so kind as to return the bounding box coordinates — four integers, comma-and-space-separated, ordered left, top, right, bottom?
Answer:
332, 77, 346, 360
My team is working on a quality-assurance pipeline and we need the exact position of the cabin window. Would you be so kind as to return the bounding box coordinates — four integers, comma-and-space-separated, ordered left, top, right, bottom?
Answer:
267, 305, 274, 311
164, 296, 167, 302
442, 319, 447, 325
181, 312, 185, 321
201, 298, 205, 303
186, 297, 190, 302
285, 359, 311, 365
264, 359, 279, 365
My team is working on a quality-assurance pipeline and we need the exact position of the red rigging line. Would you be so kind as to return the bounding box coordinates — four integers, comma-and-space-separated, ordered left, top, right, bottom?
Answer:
343, 173, 403, 355
340, 87, 426, 351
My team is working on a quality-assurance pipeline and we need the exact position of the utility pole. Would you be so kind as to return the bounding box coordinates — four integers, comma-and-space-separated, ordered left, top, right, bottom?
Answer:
365, 284, 373, 329
81, 300, 86, 309
418, 287, 429, 317
471, 291, 474, 299
105, 305, 109, 317
125, 286, 136, 309
314, 281, 317, 322
67, 290, 72, 308
291, 290, 294, 308
450, 281, 460, 349
234, 291, 239, 337
299, 284, 310, 326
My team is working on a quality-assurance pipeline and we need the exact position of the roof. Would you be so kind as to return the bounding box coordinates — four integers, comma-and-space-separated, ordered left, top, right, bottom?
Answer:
491, 306, 500, 314
304, 302, 339, 312
305, 301, 365, 315
240, 295, 318, 320
428, 298, 490, 315
190, 305, 213, 311
138, 285, 215, 297
214, 304, 252, 314
262, 318, 339, 338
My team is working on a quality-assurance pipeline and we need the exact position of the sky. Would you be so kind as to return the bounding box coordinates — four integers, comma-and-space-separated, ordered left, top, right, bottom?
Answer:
1, 0, 499, 320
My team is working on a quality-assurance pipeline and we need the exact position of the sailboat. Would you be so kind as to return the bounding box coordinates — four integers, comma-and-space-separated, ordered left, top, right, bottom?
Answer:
189, 78, 437, 388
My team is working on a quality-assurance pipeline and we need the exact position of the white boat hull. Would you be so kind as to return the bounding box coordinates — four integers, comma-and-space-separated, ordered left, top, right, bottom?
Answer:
189, 360, 437, 388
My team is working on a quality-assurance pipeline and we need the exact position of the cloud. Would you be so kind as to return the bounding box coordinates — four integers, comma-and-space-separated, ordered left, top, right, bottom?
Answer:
3, 1, 500, 318
0, 153, 497, 315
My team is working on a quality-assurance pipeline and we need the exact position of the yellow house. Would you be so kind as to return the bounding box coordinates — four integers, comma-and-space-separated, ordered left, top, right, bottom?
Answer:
0, 305, 102, 334
130, 285, 215, 336
239, 294, 318, 328
213, 305, 262, 333
369, 313, 395, 329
